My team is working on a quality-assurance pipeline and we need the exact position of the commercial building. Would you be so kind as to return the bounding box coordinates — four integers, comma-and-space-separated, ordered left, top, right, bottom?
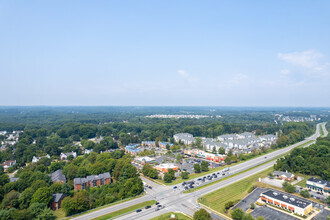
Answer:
74, 172, 111, 190
155, 163, 179, 173
260, 190, 313, 216
273, 171, 295, 181
306, 177, 330, 195
134, 156, 156, 164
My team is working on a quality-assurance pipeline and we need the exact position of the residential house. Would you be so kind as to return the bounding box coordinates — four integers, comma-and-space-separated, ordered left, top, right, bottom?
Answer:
84, 149, 93, 154
1, 160, 16, 170
32, 154, 50, 163
51, 193, 66, 210
173, 133, 195, 145
73, 172, 111, 190
49, 169, 67, 183
60, 152, 77, 160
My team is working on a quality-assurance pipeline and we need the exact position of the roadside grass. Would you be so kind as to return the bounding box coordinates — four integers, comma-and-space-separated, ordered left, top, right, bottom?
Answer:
66, 193, 145, 219
295, 174, 313, 188
54, 208, 66, 219
198, 167, 272, 215
319, 124, 324, 137
151, 212, 192, 220
92, 200, 156, 220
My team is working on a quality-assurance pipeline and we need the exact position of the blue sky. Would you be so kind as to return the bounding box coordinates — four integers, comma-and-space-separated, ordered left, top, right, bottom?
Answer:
0, 1, 329, 106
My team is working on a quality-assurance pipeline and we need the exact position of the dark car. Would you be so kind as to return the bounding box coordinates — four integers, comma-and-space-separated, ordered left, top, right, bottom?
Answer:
136, 209, 142, 213
173, 186, 177, 189
182, 182, 186, 186
157, 205, 162, 208
145, 205, 151, 209
155, 202, 159, 205
185, 186, 188, 190
222, 173, 225, 176
149, 186, 152, 189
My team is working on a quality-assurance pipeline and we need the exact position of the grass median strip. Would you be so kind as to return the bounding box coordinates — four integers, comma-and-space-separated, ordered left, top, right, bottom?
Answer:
198, 167, 272, 215
92, 200, 156, 220
151, 212, 192, 220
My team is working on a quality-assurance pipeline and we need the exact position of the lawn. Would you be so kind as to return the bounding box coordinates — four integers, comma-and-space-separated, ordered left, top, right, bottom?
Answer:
199, 167, 273, 215
92, 200, 156, 220
151, 212, 192, 220
54, 208, 66, 219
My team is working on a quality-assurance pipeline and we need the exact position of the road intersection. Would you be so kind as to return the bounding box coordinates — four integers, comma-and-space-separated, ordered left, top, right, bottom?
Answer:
72, 123, 326, 220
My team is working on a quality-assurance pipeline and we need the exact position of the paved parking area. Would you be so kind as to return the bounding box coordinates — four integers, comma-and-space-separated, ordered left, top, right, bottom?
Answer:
251, 206, 297, 220
234, 188, 267, 211
313, 209, 330, 220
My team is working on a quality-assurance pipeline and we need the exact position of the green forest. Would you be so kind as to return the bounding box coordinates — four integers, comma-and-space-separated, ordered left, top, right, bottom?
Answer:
274, 135, 330, 180
0, 151, 143, 218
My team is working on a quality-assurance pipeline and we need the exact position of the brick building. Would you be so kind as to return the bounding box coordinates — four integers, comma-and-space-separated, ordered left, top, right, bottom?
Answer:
73, 172, 111, 190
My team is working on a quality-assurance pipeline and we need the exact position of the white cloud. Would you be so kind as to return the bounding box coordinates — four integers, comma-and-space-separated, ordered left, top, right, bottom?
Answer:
178, 70, 189, 77
280, 69, 290, 75
177, 70, 199, 82
278, 50, 330, 77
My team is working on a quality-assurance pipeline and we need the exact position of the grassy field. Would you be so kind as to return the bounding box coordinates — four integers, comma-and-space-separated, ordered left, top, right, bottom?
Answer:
199, 167, 272, 214
92, 200, 156, 220
151, 212, 192, 220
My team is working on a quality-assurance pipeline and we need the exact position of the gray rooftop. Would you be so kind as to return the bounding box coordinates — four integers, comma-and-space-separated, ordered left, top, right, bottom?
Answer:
74, 172, 111, 185
262, 190, 312, 209
52, 193, 66, 203
50, 169, 67, 183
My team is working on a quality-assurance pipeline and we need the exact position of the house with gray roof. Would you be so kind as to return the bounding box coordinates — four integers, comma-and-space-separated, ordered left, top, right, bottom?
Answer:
273, 170, 295, 181
49, 169, 67, 183
51, 193, 66, 210
173, 133, 195, 145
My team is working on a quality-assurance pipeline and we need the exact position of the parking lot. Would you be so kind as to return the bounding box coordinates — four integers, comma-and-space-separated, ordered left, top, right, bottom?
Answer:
313, 209, 330, 220
234, 188, 268, 211
251, 206, 297, 220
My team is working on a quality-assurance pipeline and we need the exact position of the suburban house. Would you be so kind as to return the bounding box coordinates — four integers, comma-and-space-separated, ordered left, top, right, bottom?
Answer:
10, 177, 19, 182
273, 171, 295, 181
84, 149, 93, 154
260, 190, 313, 216
1, 160, 16, 170
125, 144, 142, 155
237, 132, 255, 139
73, 172, 111, 190
141, 141, 155, 147
159, 142, 173, 149
173, 133, 195, 145
306, 177, 330, 195
60, 152, 77, 160
32, 154, 50, 163
49, 169, 67, 183
217, 134, 238, 142
51, 193, 66, 210
155, 163, 179, 173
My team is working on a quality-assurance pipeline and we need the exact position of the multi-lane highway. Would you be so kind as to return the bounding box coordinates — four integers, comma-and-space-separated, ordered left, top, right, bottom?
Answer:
72, 122, 326, 220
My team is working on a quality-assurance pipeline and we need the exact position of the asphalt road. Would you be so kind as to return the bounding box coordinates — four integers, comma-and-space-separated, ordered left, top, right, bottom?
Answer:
72, 122, 326, 220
